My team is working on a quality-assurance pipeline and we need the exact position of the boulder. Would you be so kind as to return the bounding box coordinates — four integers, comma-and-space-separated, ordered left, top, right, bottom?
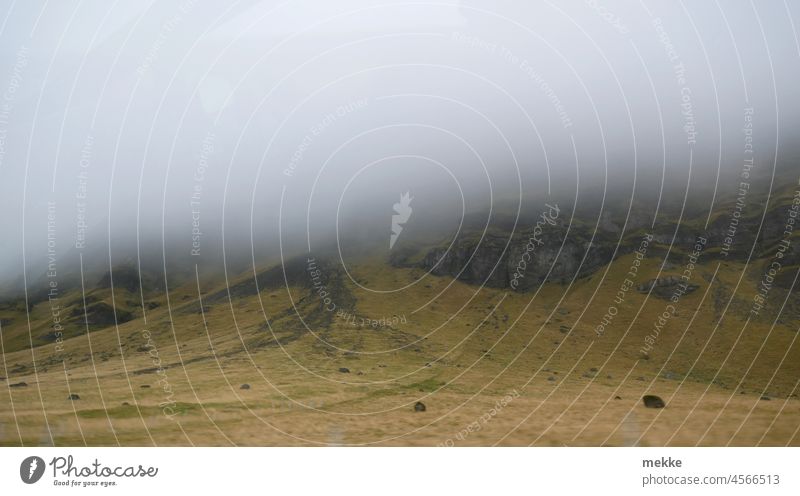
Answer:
642, 395, 665, 408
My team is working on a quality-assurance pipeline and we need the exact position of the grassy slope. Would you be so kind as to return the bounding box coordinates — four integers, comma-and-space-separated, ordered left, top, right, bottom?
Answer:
2, 178, 799, 446
1, 245, 798, 446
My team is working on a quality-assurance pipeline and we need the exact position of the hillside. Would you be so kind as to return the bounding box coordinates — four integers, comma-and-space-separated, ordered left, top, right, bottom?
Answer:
1, 182, 799, 446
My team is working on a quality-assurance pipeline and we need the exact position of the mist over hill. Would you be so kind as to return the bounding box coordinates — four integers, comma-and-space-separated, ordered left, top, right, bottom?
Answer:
1, 1, 800, 448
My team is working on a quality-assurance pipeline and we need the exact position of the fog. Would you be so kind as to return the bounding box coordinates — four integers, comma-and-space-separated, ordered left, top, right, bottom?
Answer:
0, 0, 798, 295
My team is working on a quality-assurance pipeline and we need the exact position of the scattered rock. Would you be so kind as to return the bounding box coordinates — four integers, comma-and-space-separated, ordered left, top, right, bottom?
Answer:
614, 395, 622, 400
589, 367, 598, 372
240, 384, 251, 390
9, 382, 27, 388
414, 401, 426, 412
68, 394, 80, 400
338, 367, 350, 373
642, 395, 665, 408
547, 376, 556, 382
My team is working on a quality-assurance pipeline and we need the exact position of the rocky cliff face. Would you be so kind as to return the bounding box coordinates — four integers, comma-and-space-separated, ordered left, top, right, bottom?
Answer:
403, 194, 799, 292
416, 221, 621, 291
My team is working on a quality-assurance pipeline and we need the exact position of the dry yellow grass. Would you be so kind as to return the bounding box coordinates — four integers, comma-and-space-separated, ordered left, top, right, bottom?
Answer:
2, 254, 798, 446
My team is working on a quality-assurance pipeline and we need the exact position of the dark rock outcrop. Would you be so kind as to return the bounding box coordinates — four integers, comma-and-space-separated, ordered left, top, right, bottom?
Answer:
642, 395, 665, 408
69, 302, 133, 327
97, 265, 153, 293
417, 223, 618, 292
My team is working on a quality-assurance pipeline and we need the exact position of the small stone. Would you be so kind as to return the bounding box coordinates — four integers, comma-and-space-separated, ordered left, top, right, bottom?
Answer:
240, 383, 251, 390
414, 401, 426, 412
760, 396, 771, 401
140, 385, 151, 388
547, 376, 556, 382
122, 402, 130, 406
642, 395, 665, 408
614, 395, 622, 400
68, 394, 80, 400
338, 367, 350, 373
